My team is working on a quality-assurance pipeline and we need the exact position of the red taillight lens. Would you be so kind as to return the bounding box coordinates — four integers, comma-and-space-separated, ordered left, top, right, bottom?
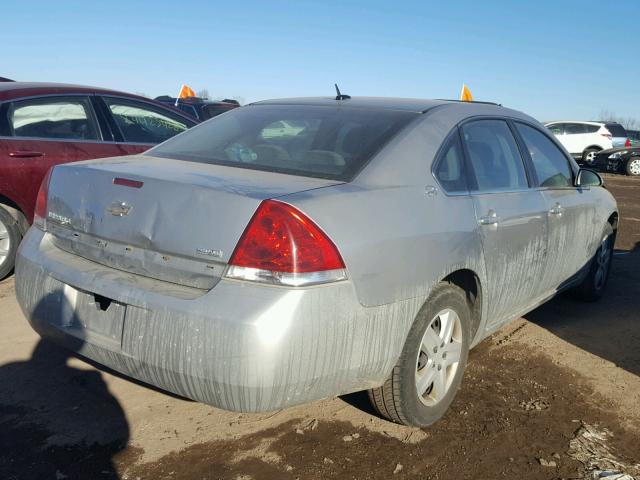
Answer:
625, 138, 632, 148
229, 200, 345, 274
33, 167, 53, 230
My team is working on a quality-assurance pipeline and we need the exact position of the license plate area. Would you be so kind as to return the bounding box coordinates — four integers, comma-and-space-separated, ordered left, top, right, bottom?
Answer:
61, 284, 126, 345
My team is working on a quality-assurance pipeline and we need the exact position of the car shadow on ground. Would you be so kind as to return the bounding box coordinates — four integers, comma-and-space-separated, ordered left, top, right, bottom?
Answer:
0, 294, 131, 480
525, 242, 640, 378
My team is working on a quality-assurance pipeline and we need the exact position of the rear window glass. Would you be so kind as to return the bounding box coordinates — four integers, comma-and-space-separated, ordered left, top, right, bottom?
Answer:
605, 123, 628, 137
202, 104, 235, 120
149, 105, 417, 181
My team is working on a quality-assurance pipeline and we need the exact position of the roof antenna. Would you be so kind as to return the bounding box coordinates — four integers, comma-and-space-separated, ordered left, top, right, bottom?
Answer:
334, 83, 351, 101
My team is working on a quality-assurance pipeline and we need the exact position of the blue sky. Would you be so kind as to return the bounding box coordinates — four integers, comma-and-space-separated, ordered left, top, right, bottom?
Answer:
2, 0, 638, 122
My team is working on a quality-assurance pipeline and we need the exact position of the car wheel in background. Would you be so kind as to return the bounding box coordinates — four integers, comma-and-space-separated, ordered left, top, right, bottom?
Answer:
0, 207, 22, 280
573, 224, 614, 302
625, 157, 640, 176
368, 283, 471, 427
582, 148, 600, 165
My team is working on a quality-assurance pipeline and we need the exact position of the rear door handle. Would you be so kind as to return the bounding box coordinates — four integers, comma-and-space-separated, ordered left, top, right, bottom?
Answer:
479, 210, 499, 226
9, 150, 44, 158
549, 203, 564, 216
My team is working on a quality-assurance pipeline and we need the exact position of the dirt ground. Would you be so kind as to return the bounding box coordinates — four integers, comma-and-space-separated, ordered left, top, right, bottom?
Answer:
1, 174, 639, 480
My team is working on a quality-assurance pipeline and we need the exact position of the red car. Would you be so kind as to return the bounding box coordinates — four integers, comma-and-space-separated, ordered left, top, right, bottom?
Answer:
0, 82, 198, 278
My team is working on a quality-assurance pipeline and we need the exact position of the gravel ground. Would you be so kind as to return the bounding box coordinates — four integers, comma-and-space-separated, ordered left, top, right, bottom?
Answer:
1, 173, 639, 480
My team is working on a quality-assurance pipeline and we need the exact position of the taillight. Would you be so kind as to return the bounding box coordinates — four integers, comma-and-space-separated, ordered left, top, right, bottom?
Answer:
600, 133, 612, 140
225, 200, 346, 286
625, 138, 632, 148
33, 167, 53, 230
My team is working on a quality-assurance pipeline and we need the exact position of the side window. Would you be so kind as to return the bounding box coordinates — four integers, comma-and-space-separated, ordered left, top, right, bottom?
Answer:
461, 120, 529, 192
547, 123, 564, 136
515, 123, 573, 188
178, 104, 198, 119
564, 123, 586, 135
434, 133, 467, 193
103, 97, 189, 144
6, 96, 99, 141
583, 124, 600, 134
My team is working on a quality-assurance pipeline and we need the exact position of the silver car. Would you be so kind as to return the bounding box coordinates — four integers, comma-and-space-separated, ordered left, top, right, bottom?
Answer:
15, 97, 617, 427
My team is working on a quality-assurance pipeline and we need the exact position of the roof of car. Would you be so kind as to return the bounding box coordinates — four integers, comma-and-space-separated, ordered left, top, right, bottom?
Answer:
545, 120, 606, 126
250, 96, 501, 113
0, 81, 150, 102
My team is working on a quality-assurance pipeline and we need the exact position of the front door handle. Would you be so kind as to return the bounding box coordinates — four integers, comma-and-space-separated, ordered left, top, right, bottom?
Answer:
9, 150, 44, 158
549, 203, 564, 216
479, 209, 499, 226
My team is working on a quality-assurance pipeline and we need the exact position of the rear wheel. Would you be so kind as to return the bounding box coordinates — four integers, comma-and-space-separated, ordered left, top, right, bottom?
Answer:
625, 157, 640, 176
368, 283, 471, 427
0, 207, 22, 280
582, 148, 600, 165
574, 224, 614, 301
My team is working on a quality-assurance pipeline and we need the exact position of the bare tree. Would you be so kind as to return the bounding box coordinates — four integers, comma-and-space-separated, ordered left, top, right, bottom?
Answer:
598, 109, 639, 131
197, 89, 210, 99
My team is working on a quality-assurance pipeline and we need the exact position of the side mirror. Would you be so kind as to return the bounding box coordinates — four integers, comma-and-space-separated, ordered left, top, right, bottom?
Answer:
575, 169, 603, 188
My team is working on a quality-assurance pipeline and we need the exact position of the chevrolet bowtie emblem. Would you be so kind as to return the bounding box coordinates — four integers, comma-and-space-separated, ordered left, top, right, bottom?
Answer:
107, 201, 133, 217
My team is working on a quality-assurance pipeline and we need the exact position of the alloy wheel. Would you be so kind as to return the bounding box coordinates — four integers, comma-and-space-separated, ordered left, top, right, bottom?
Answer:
415, 308, 462, 406
629, 159, 640, 176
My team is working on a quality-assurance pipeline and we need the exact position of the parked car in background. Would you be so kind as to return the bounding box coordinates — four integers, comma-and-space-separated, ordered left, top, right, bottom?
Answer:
545, 121, 630, 164
593, 146, 640, 176
16, 97, 617, 427
627, 129, 640, 146
0, 82, 197, 279
155, 95, 239, 122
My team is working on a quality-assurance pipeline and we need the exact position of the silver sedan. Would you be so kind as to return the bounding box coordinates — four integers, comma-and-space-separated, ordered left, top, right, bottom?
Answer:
15, 97, 617, 427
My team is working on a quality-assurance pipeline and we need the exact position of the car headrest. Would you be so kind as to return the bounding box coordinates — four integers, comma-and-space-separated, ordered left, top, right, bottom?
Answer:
253, 144, 291, 164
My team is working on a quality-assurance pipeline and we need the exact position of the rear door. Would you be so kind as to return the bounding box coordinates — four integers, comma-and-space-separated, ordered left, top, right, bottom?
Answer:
461, 119, 549, 327
513, 122, 595, 289
0, 95, 126, 220
97, 96, 193, 155
563, 123, 588, 155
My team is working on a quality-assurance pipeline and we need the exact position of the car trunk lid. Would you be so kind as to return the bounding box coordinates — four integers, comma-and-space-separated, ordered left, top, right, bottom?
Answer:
45, 155, 342, 290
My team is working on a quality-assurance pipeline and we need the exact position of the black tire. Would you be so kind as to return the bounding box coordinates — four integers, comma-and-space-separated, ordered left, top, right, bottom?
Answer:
368, 283, 471, 427
582, 148, 600, 165
573, 224, 614, 302
0, 206, 22, 280
625, 157, 640, 176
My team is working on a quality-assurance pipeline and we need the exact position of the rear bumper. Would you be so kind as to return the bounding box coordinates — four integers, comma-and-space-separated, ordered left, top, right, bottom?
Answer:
15, 228, 416, 412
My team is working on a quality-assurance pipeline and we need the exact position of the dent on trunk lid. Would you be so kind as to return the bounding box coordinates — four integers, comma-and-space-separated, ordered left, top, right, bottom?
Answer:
44, 157, 342, 289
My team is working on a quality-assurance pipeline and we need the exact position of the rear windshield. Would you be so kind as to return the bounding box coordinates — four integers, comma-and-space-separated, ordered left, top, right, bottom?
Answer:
605, 123, 628, 137
149, 104, 417, 180
202, 104, 235, 120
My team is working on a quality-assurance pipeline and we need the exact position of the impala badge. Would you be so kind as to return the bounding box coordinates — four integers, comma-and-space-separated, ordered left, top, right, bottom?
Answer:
107, 201, 132, 217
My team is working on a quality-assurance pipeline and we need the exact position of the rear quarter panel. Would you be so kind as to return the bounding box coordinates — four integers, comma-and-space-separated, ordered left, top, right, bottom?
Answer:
282, 107, 493, 346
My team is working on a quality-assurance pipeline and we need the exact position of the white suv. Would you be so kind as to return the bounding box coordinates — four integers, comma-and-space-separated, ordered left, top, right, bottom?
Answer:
544, 121, 630, 164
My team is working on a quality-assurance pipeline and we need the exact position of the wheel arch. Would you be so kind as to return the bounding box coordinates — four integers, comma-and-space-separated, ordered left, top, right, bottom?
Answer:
442, 268, 482, 341
583, 145, 603, 153
607, 211, 619, 241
